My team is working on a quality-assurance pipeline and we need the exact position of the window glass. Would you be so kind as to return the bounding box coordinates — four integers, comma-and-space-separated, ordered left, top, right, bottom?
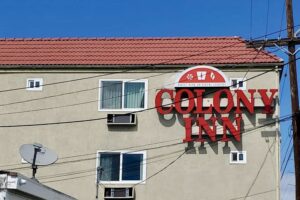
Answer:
122, 153, 143, 180
238, 153, 244, 161
230, 151, 246, 164
100, 80, 146, 110
100, 153, 120, 181
26, 78, 43, 91
230, 78, 246, 90
101, 81, 122, 109
98, 151, 145, 183
124, 82, 145, 109
232, 152, 238, 161
238, 81, 243, 88
29, 80, 35, 88
231, 79, 237, 88
35, 81, 40, 88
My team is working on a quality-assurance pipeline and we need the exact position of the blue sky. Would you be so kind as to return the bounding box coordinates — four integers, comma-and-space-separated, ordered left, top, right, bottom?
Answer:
0, 0, 299, 199
0, 0, 298, 39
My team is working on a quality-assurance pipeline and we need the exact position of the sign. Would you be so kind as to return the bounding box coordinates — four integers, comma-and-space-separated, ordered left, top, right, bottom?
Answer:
155, 66, 278, 143
175, 65, 230, 87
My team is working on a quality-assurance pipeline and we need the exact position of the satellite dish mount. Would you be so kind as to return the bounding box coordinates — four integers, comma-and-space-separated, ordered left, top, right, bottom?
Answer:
32, 143, 43, 179
19, 143, 58, 180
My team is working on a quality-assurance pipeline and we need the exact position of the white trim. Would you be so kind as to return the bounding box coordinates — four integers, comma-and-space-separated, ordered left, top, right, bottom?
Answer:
96, 150, 147, 184
98, 79, 148, 111
229, 78, 247, 90
26, 78, 43, 91
229, 151, 247, 164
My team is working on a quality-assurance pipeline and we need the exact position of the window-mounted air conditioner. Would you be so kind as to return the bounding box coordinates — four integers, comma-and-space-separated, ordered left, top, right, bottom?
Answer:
107, 113, 136, 125
104, 187, 134, 199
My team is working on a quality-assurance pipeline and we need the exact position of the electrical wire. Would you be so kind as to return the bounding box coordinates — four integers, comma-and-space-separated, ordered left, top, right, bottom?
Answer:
3, 112, 291, 176
0, 43, 281, 110
242, 140, 275, 200
0, 60, 289, 128
2, 106, 288, 171
0, 50, 287, 170
13, 113, 293, 183
281, 144, 294, 180
0, 48, 280, 117
0, 24, 299, 96
281, 127, 293, 171
0, 28, 292, 186
250, 0, 253, 40
265, 0, 271, 38
0, 56, 290, 170
278, 0, 287, 39
229, 189, 276, 200
37, 113, 288, 187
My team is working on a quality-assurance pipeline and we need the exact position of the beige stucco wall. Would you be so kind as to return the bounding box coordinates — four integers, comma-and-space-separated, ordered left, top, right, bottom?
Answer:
0, 66, 280, 200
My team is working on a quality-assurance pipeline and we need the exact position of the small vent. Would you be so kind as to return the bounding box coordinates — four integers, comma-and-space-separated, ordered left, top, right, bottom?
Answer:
104, 187, 134, 199
107, 114, 136, 125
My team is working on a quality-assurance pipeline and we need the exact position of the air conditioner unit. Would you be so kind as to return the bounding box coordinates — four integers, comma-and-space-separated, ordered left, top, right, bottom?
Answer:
107, 113, 136, 125
104, 187, 134, 199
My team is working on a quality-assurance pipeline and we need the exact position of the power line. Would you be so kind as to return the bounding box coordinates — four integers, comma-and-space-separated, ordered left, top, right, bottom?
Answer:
0, 44, 281, 110
0, 60, 289, 128
278, 0, 287, 39
281, 128, 293, 171
242, 140, 275, 200
229, 189, 276, 200
3, 111, 291, 172
0, 48, 280, 117
12, 113, 293, 183
37, 112, 288, 186
0, 137, 182, 168
250, 0, 253, 40
281, 144, 294, 180
40, 151, 182, 180
0, 24, 297, 96
265, 0, 271, 38
0, 54, 287, 170
2, 107, 288, 171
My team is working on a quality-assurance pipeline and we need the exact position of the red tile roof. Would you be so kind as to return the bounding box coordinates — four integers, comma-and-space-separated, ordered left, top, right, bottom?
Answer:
0, 37, 282, 66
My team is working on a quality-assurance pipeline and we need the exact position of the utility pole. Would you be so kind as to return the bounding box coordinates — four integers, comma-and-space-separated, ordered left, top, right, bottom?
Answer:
247, 0, 300, 199
286, 1, 300, 199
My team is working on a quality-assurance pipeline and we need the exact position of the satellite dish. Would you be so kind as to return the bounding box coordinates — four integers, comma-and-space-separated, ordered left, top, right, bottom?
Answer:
19, 143, 58, 179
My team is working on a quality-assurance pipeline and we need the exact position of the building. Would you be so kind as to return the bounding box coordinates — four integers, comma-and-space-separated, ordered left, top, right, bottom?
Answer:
0, 171, 76, 200
0, 37, 283, 200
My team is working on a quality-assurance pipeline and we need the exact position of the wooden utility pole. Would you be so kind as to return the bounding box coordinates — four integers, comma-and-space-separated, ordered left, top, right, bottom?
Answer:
286, 0, 300, 199
247, 0, 300, 199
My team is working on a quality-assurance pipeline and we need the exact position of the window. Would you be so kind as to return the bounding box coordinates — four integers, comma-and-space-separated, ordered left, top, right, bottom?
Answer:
97, 151, 146, 184
99, 80, 147, 111
26, 78, 43, 91
230, 78, 246, 90
230, 151, 247, 164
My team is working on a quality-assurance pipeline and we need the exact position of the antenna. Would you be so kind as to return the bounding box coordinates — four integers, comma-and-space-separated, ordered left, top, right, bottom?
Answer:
19, 143, 58, 180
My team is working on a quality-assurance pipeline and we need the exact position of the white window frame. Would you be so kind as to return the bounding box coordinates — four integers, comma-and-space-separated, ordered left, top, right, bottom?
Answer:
96, 150, 147, 184
98, 79, 148, 111
230, 151, 247, 164
230, 78, 246, 90
26, 78, 43, 91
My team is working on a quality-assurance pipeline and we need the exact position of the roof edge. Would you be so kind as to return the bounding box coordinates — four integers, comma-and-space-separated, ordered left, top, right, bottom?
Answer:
0, 36, 241, 42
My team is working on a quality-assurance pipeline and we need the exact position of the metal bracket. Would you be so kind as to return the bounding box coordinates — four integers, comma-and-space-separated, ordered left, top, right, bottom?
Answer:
273, 43, 300, 55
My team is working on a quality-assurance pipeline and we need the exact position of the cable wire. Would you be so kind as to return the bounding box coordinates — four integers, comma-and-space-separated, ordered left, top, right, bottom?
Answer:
10, 113, 293, 183
0, 24, 299, 95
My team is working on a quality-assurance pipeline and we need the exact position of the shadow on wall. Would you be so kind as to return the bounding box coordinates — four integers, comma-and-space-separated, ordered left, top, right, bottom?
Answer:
157, 107, 277, 155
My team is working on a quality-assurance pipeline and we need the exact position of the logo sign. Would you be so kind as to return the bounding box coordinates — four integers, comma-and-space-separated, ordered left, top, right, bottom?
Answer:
156, 66, 278, 143
175, 66, 230, 87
